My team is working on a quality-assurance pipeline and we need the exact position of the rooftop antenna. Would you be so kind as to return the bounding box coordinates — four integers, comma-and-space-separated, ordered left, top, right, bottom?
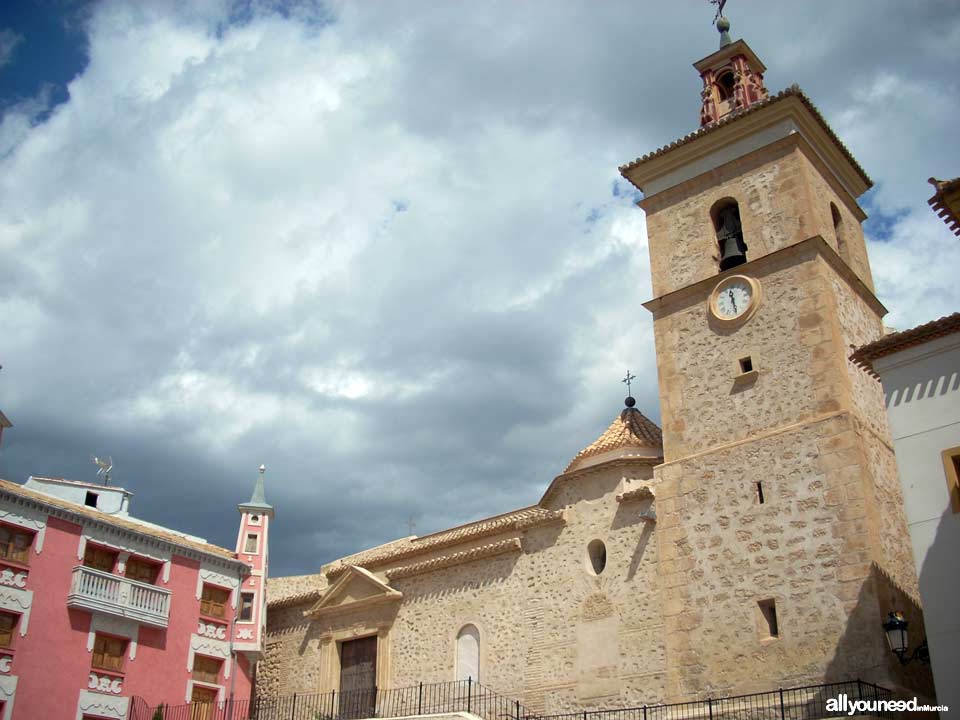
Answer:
91, 455, 113, 486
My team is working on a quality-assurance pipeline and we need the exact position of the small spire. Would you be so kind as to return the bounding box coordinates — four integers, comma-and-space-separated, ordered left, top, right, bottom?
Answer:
240, 463, 274, 516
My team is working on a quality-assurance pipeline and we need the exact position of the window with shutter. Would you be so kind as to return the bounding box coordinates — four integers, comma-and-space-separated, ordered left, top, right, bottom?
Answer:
192, 655, 222, 684
84, 545, 118, 573
0, 526, 33, 565
0, 612, 17, 648
91, 634, 126, 672
200, 584, 230, 619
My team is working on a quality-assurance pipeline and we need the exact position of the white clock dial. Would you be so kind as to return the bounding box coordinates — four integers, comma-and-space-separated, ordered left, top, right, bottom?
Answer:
715, 280, 752, 319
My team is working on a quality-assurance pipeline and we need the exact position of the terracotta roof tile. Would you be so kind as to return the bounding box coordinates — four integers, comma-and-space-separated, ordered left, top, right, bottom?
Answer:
565, 408, 662, 472
0, 478, 241, 563
850, 312, 960, 375
385, 538, 522, 580
619, 85, 872, 192
928, 176, 960, 237
325, 505, 563, 578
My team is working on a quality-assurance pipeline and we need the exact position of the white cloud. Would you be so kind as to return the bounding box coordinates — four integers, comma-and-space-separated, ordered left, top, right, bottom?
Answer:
1, 1, 959, 573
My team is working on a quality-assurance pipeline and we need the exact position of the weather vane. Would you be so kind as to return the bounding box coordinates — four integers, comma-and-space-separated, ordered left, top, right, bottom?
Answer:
710, 0, 727, 24
91, 455, 113, 486
622, 370, 636, 397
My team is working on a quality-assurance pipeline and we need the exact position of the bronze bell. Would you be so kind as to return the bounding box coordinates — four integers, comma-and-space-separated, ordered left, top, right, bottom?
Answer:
718, 234, 747, 270
716, 205, 747, 271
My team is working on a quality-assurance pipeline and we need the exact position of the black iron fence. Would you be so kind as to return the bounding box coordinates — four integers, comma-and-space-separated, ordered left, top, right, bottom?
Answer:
131, 679, 525, 720
131, 678, 894, 720
524, 680, 894, 720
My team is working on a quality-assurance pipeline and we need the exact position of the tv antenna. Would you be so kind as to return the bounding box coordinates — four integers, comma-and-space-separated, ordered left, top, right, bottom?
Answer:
91, 455, 113, 486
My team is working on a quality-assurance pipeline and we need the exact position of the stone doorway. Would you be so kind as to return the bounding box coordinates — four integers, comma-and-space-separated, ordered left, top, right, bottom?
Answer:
339, 635, 377, 719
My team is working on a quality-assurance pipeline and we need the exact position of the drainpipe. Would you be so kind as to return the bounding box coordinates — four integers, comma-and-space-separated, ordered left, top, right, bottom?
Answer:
228, 565, 241, 719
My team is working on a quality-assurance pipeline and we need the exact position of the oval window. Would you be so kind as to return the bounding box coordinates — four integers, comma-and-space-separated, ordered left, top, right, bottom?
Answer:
587, 539, 607, 575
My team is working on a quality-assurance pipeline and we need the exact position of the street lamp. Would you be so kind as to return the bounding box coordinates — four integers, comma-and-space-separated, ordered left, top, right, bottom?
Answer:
882, 611, 930, 665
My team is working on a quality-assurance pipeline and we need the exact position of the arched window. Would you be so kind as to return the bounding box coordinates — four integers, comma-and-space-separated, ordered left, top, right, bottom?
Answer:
831, 202, 846, 256
456, 624, 480, 681
712, 198, 747, 271
716, 70, 735, 102
587, 539, 607, 575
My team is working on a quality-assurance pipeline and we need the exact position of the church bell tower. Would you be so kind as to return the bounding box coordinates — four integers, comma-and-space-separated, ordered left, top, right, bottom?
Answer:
620, 13, 933, 702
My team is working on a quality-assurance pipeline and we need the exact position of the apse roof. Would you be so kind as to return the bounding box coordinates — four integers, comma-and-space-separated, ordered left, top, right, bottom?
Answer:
564, 404, 663, 473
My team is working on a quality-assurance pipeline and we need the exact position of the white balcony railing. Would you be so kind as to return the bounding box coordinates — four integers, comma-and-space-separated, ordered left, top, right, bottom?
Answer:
67, 565, 171, 628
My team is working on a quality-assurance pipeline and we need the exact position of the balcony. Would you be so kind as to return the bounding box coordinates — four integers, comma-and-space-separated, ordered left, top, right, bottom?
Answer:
67, 565, 171, 628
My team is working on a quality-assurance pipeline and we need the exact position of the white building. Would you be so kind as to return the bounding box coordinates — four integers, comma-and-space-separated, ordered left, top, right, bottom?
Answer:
852, 312, 960, 711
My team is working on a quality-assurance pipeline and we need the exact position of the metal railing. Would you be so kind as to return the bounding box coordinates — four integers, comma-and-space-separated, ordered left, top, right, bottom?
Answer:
131, 678, 894, 720
67, 565, 171, 628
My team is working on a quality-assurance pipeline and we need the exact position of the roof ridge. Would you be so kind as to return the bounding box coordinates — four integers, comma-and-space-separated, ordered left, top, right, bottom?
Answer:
850, 312, 960, 373
619, 85, 872, 191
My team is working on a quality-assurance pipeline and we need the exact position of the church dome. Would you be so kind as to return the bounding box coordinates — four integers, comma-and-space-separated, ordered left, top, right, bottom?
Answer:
564, 401, 663, 473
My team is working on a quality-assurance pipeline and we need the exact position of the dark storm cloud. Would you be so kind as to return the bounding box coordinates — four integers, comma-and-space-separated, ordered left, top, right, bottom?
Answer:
0, 0, 958, 576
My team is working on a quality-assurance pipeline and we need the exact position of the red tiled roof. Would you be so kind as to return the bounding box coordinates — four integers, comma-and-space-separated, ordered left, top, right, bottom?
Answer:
850, 312, 960, 375
564, 407, 662, 472
928, 177, 960, 237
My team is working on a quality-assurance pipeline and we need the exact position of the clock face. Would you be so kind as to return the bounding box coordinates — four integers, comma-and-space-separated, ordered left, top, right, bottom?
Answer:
714, 279, 753, 319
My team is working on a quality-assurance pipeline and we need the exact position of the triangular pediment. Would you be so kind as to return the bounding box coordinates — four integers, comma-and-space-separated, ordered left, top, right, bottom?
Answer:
304, 565, 402, 617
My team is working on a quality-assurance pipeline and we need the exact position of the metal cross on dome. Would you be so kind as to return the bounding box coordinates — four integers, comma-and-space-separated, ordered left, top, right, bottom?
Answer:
622, 370, 636, 396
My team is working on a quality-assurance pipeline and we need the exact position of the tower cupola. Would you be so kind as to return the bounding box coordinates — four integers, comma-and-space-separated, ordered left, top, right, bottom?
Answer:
695, 16, 769, 126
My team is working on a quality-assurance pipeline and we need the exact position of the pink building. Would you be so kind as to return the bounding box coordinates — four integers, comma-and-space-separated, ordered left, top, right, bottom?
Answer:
0, 467, 271, 719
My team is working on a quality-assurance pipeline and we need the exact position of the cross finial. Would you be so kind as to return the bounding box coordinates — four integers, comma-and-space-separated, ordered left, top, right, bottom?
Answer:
622, 370, 636, 396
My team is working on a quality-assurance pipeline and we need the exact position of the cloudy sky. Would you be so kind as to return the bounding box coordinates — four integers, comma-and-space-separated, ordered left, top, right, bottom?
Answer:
0, 0, 958, 576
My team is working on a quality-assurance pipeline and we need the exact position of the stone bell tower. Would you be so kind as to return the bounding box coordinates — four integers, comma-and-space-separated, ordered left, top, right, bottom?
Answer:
620, 14, 933, 702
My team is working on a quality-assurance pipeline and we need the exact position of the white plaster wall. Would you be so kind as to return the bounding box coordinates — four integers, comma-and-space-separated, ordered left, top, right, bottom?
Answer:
874, 333, 960, 711
24, 477, 129, 515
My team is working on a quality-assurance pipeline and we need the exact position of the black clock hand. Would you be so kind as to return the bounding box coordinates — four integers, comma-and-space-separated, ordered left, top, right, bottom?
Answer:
728, 289, 737, 312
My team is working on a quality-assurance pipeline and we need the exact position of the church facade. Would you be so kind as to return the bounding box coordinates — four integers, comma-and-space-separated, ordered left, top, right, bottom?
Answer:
262, 20, 935, 711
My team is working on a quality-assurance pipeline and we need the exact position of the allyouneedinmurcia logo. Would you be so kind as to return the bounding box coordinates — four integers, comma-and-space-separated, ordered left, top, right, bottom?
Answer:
825, 693, 948, 716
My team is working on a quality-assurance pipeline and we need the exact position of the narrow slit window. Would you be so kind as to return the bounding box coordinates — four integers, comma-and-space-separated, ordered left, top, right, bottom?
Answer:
239, 592, 255, 622
756, 481, 765, 505
759, 599, 779, 638
244, 533, 258, 553
831, 203, 846, 255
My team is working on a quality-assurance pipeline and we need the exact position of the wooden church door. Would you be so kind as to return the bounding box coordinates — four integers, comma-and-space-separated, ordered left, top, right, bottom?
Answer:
339, 636, 377, 718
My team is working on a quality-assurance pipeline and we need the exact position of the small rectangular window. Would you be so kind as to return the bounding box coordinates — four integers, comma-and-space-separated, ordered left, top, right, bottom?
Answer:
0, 612, 17, 648
200, 584, 230, 619
239, 592, 255, 622
243, 533, 258, 553
83, 545, 118, 573
85, 491, 99, 508
91, 634, 127, 672
758, 599, 779, 638
0, 526, 33, 565
192, 654, 222, 684
739, 356, 753, 374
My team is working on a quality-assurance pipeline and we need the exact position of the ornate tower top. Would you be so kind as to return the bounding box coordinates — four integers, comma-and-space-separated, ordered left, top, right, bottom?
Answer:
695, 14, 769, 127
239, 463, 274, 518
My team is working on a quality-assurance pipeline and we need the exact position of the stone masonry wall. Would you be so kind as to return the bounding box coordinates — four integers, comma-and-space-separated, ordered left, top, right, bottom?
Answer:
653, 413, 902, 701
262, 463, 666, 714
652, 244, 827, 462
641, 141, 816, 298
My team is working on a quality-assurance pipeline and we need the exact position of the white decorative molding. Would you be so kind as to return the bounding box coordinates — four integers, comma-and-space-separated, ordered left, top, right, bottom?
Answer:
197, 566, 240, 609
0, 587, 32, 636
88, 672, 123, 695
197, 621, 227, 640
0, 507, 47, 554
189, 633, 232, 679
0, 569, 27, 589
116, 552, 129, 574
0, 673, 16, 720
76, 689, 128, 720
237, 627, 254, 640
77, 531, 172, 583
0, 657, 10, 673
185, 680, 224, 704
87, 616, 139, 660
